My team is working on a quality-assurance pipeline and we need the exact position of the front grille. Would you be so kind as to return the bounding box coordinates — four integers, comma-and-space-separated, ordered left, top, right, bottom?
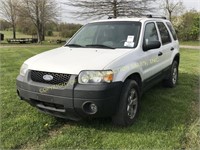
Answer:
30, 70, 71, 85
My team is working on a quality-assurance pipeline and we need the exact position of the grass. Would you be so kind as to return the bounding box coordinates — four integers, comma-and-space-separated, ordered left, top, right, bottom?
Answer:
0, 45, 199, 149
180, 41, 200, 46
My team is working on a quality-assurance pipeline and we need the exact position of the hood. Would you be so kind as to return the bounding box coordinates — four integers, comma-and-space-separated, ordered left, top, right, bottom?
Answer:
25, 47, 131, 74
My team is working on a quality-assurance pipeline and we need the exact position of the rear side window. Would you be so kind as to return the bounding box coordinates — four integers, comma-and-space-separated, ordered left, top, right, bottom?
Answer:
157, 22, 172, 45
166, 22, 177, 40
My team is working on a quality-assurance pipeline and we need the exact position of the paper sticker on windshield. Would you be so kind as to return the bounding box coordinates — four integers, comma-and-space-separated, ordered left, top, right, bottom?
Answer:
127, 35, 134, 42
124, 42, 134, 47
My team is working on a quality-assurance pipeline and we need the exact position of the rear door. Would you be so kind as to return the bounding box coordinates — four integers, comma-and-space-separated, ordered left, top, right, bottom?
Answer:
156, 22, 173, 69
166, 21, 179, 59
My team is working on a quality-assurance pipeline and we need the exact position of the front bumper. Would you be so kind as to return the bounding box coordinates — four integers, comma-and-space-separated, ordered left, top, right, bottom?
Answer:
16, 74, 123, 120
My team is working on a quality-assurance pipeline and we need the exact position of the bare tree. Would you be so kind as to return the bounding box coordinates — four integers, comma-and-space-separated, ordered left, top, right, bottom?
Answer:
0, 0, 19, 39
160, 0, 185, 21
20, 0, 58, 43
64, 0, 157, 20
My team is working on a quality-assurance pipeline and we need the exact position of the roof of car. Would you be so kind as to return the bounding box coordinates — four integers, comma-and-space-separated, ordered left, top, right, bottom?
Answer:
91, 17, 169, 23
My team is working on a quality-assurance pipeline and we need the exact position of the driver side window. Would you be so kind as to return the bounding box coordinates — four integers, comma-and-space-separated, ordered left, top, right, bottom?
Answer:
74, 26, 97, 46
143, 22, 159, 45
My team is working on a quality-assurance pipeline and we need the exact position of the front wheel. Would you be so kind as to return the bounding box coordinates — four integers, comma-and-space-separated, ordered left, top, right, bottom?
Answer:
163, 61, 179, 88
112, 79, 140, 126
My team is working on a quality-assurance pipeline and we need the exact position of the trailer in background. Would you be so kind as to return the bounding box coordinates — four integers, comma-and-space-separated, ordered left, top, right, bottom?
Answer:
7, 38, 38, 44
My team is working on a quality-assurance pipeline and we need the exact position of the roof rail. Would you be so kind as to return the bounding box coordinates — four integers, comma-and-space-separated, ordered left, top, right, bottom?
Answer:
146, 14, 167, 19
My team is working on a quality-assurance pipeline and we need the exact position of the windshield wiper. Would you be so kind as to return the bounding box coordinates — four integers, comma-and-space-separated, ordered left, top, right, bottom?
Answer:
65, 44, 84, 47
85, 44, 115, 49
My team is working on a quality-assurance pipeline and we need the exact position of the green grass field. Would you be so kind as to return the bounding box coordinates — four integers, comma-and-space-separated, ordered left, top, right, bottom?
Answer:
0, 44, 199, 149
180, 41, 200, 46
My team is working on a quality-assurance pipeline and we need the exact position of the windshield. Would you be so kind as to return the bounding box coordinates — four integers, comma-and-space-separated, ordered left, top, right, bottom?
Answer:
66, 21, 141, 49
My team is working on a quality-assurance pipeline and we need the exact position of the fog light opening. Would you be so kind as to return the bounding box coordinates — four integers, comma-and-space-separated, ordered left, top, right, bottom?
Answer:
82, 102, 98, 114
90, 103, 98, 114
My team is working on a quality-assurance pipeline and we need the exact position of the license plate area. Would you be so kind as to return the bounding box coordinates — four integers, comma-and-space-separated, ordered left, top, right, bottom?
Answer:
37, 94, 54, 103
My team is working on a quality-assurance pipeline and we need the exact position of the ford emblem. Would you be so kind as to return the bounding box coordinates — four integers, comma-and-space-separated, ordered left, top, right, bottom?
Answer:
43, 74, 53, 81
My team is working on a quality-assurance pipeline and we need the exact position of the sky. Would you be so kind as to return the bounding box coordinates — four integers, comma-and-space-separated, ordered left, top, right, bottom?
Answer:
182, 0, 200, 10
58, 0, 200, 24
0, 0, 198, 24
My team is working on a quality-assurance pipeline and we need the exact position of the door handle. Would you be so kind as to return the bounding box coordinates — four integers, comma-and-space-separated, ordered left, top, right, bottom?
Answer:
158, 51, 163, 56
171, 47, 174, 51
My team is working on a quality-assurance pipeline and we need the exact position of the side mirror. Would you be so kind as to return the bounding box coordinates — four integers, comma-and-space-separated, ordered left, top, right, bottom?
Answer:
143, 40, 161, 51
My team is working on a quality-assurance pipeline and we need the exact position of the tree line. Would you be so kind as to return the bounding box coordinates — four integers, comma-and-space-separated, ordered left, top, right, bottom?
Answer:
0, 0, 199, 42
0, 19, 82, 39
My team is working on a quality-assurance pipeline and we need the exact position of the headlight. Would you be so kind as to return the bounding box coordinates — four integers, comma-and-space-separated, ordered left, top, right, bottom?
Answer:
78, 70, 113, 84
20, 63, 28, 76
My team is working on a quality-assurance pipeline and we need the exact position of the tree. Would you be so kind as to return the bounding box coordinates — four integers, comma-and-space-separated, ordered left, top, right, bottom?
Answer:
0, 0, 19, 39
64, 0, 157, 19
20, 0, 58, 43
0, 19, 11, 30
175, 10, 200, 41
160, 0, 185, 21
58, 23, 82, 38
17, 16, 36, 35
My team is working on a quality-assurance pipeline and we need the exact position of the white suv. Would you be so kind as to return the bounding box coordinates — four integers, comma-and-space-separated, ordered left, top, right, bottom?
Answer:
16, 16, 180, 126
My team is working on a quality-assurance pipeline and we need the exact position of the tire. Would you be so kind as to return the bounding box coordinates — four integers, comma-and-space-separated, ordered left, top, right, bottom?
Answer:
163, 61, 178, 88
112, 79, 140, 126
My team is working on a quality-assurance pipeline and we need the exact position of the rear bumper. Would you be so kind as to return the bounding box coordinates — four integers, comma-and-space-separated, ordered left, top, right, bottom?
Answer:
16, 74, 123, 120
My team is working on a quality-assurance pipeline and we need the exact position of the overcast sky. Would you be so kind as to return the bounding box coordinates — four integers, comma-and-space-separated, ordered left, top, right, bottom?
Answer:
182, 0, 200, 10
58, 0, 200, 24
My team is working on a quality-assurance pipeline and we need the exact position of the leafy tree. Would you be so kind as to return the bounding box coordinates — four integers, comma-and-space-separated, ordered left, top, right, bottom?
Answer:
59, 23, 82, 38
175, 10, 200, 41
64, 0, 157, 19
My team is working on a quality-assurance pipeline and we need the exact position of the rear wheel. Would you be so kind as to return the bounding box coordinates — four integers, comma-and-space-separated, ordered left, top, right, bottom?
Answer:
163, 61, 178, 88
112, 79, 140, 126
